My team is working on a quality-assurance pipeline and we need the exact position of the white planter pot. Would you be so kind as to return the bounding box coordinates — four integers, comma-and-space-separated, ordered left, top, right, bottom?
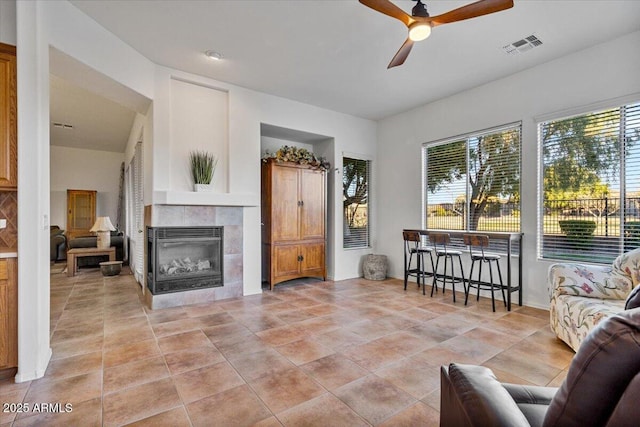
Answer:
194, 183, 213, 192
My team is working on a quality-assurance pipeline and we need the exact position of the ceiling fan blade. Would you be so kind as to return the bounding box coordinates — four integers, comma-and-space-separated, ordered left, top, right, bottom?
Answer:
388, 38, 414, 69
431, 0, 513, 26
359, 0, 415, 27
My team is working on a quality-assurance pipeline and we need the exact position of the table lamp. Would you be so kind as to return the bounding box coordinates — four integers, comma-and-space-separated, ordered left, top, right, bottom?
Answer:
90, 216, 116, 249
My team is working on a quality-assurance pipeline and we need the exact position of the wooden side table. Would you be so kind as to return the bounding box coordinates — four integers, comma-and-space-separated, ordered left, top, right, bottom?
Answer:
67, 247, 116, 277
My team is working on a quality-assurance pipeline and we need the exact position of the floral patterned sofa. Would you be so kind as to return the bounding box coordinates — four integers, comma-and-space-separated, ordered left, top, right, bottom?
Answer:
548, 248, 640, 351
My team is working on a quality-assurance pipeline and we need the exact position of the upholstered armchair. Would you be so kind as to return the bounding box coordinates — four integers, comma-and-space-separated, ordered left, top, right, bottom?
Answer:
548, 247, 640, 351
440, 307, 640, 427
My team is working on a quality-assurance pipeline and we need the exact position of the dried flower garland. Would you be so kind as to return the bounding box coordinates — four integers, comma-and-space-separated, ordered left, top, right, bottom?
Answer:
262, 145, 330, 170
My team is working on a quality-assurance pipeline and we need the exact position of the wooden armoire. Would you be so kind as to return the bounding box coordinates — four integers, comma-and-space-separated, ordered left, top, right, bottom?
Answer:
261, 159, 326, 289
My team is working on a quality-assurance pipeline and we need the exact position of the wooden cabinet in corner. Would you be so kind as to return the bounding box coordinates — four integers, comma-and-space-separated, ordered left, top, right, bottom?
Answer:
0, 43, 17, 190
261, 159, 327, 290
0, 257, 18, 379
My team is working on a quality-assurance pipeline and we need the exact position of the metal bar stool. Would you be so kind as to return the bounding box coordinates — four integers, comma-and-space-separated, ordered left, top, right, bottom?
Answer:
403, 229, 434, 295
463, 234, 506, 312
429, 232, 466, 302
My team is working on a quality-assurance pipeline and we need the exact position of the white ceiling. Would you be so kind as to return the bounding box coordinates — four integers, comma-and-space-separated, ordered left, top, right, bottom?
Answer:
49, 48, 150, 152
53, 1, 640, 151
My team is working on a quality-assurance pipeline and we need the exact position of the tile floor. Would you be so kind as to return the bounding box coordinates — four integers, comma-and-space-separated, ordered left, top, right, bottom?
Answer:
0, 267, 574, 426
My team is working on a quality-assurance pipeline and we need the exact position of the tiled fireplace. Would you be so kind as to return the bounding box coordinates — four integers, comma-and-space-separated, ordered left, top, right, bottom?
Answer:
144, 205, 243, 309
147, 226, 224, 294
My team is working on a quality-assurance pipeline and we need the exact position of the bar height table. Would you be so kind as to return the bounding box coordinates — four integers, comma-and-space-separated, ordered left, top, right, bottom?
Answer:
422, 230, 523, 310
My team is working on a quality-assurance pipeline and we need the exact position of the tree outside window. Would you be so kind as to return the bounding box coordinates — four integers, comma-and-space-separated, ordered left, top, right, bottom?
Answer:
540, 103, 640, 263
424, 124, 521, 233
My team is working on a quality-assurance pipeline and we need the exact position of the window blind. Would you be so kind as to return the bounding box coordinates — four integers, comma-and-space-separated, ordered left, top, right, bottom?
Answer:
343, 157, 371, 249
539, 102, 640, 263
422, 123, 521, 241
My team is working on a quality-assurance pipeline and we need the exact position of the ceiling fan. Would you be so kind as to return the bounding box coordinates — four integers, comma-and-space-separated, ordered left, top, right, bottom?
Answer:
360, 0, 514, 68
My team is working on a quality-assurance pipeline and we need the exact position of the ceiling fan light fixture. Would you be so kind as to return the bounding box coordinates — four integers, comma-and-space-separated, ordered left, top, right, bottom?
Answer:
408, 22, 431, 41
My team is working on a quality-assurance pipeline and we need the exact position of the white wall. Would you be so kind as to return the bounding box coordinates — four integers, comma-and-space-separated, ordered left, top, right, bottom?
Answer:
0, 0, 16, 45
376, 31, 640, 309
170, 79, 228, 193
50, 146, 124, 230
260, 136, 313, 157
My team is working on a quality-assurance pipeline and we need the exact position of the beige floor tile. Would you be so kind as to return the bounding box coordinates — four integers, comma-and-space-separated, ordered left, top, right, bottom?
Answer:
103, 339, 162, 368
277, 393, 368, 426
157, 330, 213, 354
151, 318, 201, 338
301, 353, 369, 390
256, 324, 308, 346
104, 325, 155, 348
228, 348, 295, 382
43, 351, 103, 381
372, 331, 435, 356
186, 384, 272, 427
378, 401, 440, 427
103, 356, 170, 394
334, 374, 417, 425
341, 339, 406, 371
102, 378, 181, 426
201, 322, 253, 343
164, 346, 226, 375
310, 328, 368, 351
215, 333, 270, 358
250, 367, 325, 413
375, 358, 441, 399
22, 372, 102, 411
276, 339, 335, 365
439, 334, 504, 365
172, 360, 245, 403
124, 406, 191, 427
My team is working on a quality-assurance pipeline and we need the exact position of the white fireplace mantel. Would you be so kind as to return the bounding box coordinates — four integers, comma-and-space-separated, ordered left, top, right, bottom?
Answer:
153, 191, 259, 207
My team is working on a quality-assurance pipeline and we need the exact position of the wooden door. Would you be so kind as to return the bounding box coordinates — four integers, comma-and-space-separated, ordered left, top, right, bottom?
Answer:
272, 166, 300, 242
67, 190, 96, 239
300, 242, 325, 276
273, 244, 301, 279
0, 45, 17, 189
299, 169, 325, 240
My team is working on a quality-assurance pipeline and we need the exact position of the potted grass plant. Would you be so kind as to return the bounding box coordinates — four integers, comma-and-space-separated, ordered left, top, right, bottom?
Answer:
190, 150, 218, 192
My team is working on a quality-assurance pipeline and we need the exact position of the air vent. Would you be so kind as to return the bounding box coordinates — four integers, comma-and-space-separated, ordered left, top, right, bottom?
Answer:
502, 34, 543, 55
52, 122, 74, 129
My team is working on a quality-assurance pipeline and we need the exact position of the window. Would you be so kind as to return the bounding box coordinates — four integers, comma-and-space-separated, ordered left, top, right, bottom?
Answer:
422, 123, 521, 234
126, 141, 144, 283
539, 102, 640, 263
343, 156, 371, 249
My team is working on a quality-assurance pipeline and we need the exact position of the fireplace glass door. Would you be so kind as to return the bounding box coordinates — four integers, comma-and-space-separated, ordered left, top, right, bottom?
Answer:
147, 226, 223, 294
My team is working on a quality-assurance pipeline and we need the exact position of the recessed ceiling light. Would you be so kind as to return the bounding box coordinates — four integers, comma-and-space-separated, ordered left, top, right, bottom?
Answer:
204, 50, 223, 61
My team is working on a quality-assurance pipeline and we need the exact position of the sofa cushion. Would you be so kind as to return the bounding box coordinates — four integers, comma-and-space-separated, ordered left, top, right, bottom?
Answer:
543, 308, 640, 427
611, 247, 640, 288
550, 295, 625, 352
548, 263, 628, 300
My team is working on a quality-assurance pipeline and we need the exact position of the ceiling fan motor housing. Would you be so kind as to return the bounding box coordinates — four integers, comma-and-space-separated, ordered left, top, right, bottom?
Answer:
412, 0, 429, 17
